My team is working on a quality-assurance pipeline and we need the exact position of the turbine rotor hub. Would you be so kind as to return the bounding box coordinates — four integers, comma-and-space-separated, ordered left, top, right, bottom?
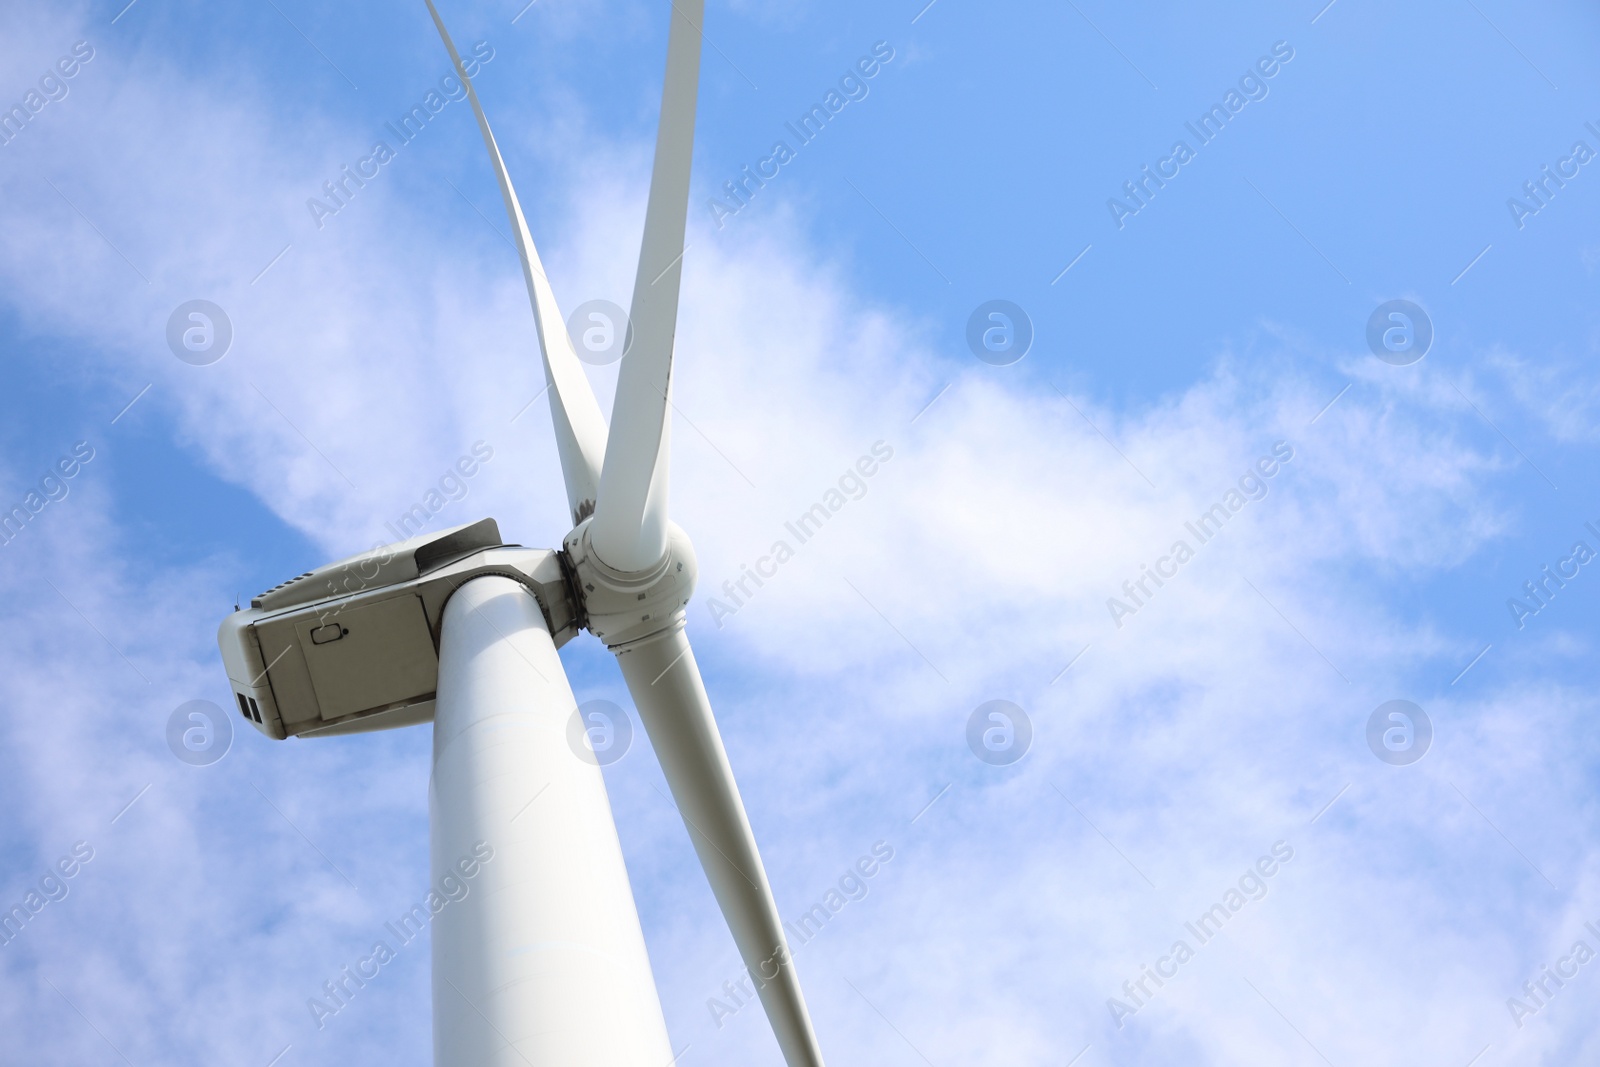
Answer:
563, 518, 698, 649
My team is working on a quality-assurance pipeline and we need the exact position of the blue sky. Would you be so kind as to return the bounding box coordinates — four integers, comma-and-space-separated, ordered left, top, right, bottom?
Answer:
2, 0, 1599, 1064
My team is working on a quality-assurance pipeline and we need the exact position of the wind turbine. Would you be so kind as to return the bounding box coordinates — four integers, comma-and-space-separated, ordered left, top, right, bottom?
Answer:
215, 2, 828, 1062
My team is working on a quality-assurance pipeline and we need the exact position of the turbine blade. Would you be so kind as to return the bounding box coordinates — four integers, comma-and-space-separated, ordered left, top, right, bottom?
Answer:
615, 628, 826, 1067
589, 0, 703, 571
425, 0, 608, 526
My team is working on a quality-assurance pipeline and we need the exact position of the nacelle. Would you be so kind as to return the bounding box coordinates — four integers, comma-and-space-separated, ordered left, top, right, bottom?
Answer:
217, 519, 578, 739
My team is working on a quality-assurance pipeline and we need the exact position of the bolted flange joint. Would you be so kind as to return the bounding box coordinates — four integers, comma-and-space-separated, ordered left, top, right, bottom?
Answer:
562, 518, 698, 649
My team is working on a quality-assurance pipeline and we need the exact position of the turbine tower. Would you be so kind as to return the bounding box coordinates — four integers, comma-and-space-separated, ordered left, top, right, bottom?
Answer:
215, 3, 828, 1062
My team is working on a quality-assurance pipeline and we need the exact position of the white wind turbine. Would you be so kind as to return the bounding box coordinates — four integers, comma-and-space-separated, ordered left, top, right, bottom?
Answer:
214, 2, 828, 1063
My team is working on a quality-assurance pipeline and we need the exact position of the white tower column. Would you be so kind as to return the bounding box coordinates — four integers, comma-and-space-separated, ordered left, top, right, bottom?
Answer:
431, 575, 673, 1066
